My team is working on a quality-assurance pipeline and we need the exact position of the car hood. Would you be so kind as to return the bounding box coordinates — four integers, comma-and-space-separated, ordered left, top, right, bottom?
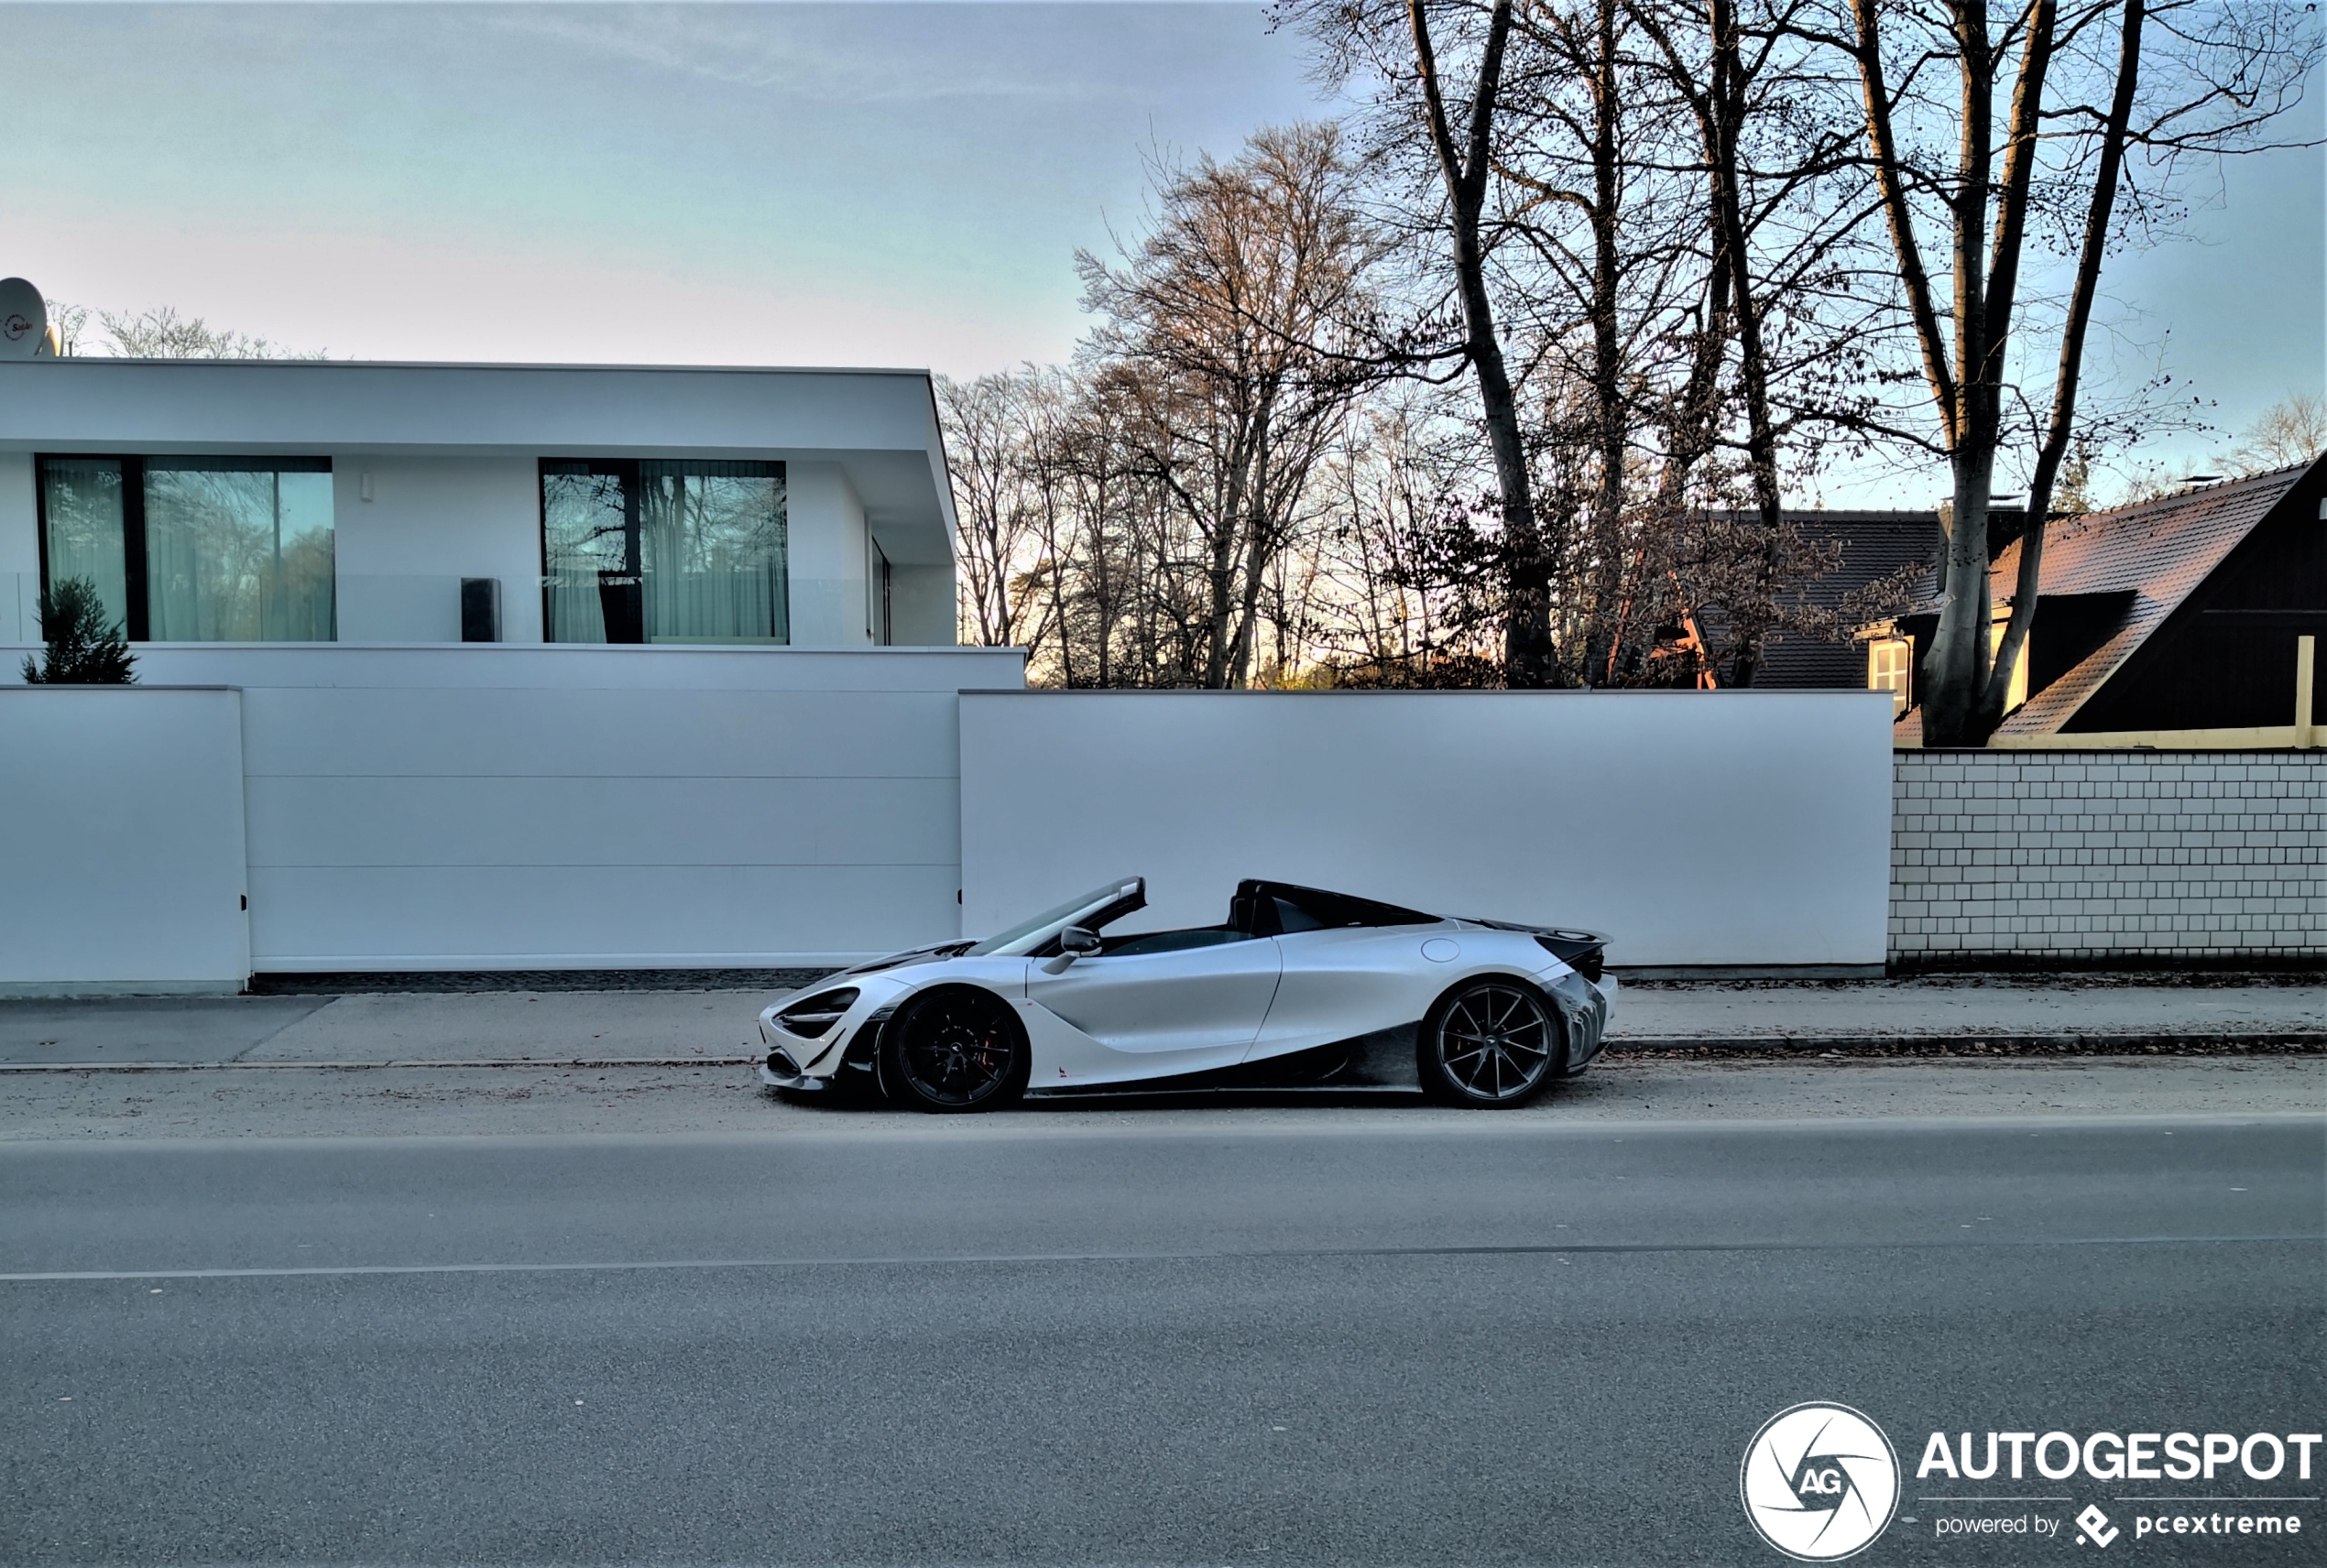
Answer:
832, 942, 976, 980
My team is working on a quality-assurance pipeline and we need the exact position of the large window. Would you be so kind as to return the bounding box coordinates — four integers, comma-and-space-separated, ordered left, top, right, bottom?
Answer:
36, 456, 335, 642
541, 459, 787, 644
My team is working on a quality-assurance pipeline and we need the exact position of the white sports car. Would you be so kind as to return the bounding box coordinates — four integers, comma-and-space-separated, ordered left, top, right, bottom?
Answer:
758, 877, 1614, 1111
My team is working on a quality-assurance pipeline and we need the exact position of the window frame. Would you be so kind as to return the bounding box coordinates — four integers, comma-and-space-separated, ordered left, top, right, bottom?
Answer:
35, 452, 334, 644
537, 456, 789, 647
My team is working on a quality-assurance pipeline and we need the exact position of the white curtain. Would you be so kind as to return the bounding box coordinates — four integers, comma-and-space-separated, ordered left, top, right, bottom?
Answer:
38, 459, 130, 632
638, 463, 787, 643
143, 463, 334, 642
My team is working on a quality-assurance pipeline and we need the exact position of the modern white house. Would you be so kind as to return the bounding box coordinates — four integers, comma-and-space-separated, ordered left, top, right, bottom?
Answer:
0, 357, 962, 648
0, 357, 1031, 989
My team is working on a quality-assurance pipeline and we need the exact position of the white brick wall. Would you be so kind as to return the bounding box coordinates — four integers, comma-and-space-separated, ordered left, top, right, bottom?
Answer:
1890, 751, 2325, 963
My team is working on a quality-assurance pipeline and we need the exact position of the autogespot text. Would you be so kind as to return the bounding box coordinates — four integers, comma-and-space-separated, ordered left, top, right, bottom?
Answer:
1916, 1430, 2321, 1483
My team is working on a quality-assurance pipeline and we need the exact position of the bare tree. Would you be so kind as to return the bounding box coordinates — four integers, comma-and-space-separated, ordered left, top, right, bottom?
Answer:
38, 299, 323, 359
938, 368, 1056, 648
1283, 0, 1895, 691
1623, 0, 1887, 682
1284, 0, 1566, 683
2223, 392, 2327, 475
1077, 123, 1382, 687
1820, 0, 2319, 744
1290, 389, 1510, 681
40, 299, 91, 355
93, 304, 322, 359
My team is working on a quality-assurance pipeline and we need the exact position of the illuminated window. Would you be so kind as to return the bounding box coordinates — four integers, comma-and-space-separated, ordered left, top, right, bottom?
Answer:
1987, 619, 2029, 712
1868, 637, 1912, 715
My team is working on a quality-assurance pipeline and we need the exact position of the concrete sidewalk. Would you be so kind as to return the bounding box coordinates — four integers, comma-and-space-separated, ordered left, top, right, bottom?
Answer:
0, 991, 770, 1067
1612, 977, 2323, 1050
0, 976, 2316, 1069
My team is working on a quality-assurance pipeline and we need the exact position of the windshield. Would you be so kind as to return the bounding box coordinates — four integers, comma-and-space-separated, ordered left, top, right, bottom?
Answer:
967, 877, 1144, 956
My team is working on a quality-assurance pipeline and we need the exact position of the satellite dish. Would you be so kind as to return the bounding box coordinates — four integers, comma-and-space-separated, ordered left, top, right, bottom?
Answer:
0, 278, 47, 360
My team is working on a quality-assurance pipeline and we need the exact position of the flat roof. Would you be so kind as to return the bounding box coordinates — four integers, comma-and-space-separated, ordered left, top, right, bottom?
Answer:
0, 357, 957, 560
30, 357, 938, 376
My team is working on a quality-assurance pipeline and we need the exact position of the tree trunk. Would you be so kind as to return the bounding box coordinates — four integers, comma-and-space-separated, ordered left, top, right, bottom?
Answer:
1981, 1, 2142, 735
1707, 0, 1786, 688
1408, 0, 1553, 686
1917, 2, 2001, 746
1579, 0, 1629, 688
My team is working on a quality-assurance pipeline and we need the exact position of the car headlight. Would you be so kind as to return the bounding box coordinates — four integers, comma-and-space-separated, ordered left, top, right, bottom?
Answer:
774, 986, 859, 1040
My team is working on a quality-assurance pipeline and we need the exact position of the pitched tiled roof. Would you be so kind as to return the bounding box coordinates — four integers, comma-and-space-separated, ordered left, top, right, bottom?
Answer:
1886, 464, 2307, 739
1994, 465, 2302, 734
1696, 509, 1938, 688
1760, 510, 1937, 688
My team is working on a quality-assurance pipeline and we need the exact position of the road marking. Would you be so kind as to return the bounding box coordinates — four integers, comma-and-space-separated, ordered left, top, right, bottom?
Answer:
0, 1234, 2315, 1284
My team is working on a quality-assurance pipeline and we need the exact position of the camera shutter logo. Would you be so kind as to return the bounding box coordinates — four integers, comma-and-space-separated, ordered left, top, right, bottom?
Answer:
1740, 1402, 1901, 1562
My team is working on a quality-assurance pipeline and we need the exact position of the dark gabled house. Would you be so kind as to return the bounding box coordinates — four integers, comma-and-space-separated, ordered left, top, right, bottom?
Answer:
1875, 454, 2326, 746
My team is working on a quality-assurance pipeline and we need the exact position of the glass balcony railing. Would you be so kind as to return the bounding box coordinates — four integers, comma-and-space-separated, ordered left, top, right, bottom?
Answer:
5, 572, 911, 648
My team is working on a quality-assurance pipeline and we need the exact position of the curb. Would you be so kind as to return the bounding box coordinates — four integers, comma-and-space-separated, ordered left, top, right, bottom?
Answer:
1609, 1034, 2326, 1057
0, 1057, 760, 1073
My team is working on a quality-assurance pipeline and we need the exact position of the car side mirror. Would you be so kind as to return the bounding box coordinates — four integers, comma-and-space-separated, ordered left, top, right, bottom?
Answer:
1040, 925, 1102, 975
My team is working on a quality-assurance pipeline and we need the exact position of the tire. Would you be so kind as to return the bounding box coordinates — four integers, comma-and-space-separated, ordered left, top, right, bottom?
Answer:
879, 988, 1028, 1113
1417, 978, 1563, 1107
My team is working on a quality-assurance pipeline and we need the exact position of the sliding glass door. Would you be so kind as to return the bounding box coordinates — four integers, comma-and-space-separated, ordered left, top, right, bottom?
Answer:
144, 459, 335, 641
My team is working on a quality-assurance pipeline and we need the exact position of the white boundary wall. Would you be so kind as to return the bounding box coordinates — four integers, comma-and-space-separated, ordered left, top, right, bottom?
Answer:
0, 687, 250, 992
959, 691, 1897, 970
126, 645, 1023, 971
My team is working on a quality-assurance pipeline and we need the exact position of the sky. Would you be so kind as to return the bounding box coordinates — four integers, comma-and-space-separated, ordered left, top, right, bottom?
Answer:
2, 2, 2321, 506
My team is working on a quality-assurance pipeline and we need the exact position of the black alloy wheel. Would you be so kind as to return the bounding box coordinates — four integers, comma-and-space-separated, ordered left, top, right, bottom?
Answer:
880, 988, 1027, 1113
1418, 980, 1561, 1106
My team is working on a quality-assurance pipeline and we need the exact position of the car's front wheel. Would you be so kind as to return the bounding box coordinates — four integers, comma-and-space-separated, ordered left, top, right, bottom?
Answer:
879, 988, 1028, 1113
1417, 979, 1562, 1106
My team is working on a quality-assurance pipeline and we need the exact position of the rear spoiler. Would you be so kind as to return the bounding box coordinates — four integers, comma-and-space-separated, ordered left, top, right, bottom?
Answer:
1469, 920, 1610, 983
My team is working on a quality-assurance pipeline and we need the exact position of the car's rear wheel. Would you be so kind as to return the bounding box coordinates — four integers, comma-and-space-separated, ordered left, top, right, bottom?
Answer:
879, 988, 1027, 1113
1418, 979, 1561, 1106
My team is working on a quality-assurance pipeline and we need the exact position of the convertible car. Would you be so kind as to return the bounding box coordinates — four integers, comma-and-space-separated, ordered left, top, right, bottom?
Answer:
758, 877, 1614, 1111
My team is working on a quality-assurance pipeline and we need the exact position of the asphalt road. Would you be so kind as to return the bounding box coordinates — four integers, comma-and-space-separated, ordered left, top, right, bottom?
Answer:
3, 1115, 2321, 1565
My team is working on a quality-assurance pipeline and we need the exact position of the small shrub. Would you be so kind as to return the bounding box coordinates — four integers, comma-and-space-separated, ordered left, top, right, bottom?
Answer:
21, 577, 137, 685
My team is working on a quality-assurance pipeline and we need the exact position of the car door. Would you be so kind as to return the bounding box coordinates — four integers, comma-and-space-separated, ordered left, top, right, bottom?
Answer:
1246, 925, 1451, 1062
1024, 935, 1282, 1078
